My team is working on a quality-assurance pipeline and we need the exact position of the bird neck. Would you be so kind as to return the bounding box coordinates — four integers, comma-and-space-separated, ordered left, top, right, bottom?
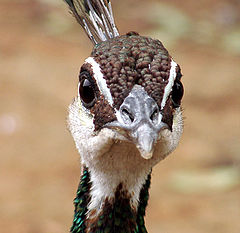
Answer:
71, 166, 151, 233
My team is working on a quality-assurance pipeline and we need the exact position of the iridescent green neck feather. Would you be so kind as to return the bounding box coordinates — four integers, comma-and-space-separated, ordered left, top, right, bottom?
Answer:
70, 167, 151, 233
71, 167, 91, 233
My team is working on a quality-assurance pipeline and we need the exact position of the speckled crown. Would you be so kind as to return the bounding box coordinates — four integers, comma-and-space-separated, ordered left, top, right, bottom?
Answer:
92, 32, 177, 109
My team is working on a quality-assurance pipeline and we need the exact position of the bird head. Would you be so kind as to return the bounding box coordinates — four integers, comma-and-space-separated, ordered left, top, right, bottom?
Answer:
68, 32, 184, 169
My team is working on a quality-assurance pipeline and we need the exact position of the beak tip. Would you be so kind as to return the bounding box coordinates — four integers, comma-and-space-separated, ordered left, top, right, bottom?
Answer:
139, 150, 153, 160
137, 143, 154, 160
135, 129, 156, 160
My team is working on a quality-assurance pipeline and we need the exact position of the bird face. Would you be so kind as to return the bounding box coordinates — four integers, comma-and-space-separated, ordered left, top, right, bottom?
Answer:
68, 33, 183, 166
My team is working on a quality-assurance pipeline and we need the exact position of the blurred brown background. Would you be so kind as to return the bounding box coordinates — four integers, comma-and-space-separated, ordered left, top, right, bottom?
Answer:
1, 0, 240, 232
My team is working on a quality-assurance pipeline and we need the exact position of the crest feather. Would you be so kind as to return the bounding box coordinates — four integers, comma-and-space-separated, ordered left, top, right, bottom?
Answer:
64, 0, 119, 44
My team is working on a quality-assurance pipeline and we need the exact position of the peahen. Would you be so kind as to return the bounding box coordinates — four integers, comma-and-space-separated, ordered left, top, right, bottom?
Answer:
63, 0, 184, 232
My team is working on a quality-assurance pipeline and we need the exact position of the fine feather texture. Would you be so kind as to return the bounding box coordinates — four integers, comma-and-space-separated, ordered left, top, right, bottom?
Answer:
63, 0, 119, 44
68, 97, 183, 216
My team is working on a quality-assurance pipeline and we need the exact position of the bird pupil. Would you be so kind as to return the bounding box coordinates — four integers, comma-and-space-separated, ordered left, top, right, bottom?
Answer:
172, 80, 184, 108
79, 79, 95, 106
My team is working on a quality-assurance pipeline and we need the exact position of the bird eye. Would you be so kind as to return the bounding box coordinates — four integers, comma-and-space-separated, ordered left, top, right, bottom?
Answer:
79, 72, 96, 108
171, 79, 184, 108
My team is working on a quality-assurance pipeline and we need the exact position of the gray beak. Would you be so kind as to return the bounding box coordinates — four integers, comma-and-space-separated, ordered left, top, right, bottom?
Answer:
107, 85, 169, 159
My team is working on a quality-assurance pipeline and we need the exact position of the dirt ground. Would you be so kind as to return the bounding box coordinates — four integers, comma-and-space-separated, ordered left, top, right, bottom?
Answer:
0, 0, 240, 232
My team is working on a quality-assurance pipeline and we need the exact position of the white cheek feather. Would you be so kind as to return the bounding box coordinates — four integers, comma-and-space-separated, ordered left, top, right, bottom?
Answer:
161, 59, 178, 110
78, 100, 94, 128
77, 84, 95, 128
85, 57, 113, 106
157, 107, 183, 157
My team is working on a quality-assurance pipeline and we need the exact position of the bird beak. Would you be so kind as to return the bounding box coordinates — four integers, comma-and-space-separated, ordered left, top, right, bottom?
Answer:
136, 126, 155, 159
106, 85, 169, 159
132, 122, 167, 159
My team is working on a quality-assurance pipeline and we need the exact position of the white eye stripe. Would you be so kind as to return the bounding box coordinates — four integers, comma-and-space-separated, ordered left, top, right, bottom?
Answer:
84, 57, 178, 110
84, 57, 113, 106
160, 59, 178, 110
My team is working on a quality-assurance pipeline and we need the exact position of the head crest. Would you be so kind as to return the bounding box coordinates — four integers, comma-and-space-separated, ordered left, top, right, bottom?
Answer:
64, 0, 119, 44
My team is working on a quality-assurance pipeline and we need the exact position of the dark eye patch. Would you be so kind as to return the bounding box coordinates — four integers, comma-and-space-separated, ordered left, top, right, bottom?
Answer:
176, 70, 182, 80
78, 65, 99, 109
79, 72, 96, 108
171, 79, 184, 108
161, 98, 173, 131
79, 63, 116, 131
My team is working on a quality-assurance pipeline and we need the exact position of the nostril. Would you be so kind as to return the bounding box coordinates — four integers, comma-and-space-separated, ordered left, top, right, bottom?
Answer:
122, 108, 134, 123
150, 107, 159, 124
